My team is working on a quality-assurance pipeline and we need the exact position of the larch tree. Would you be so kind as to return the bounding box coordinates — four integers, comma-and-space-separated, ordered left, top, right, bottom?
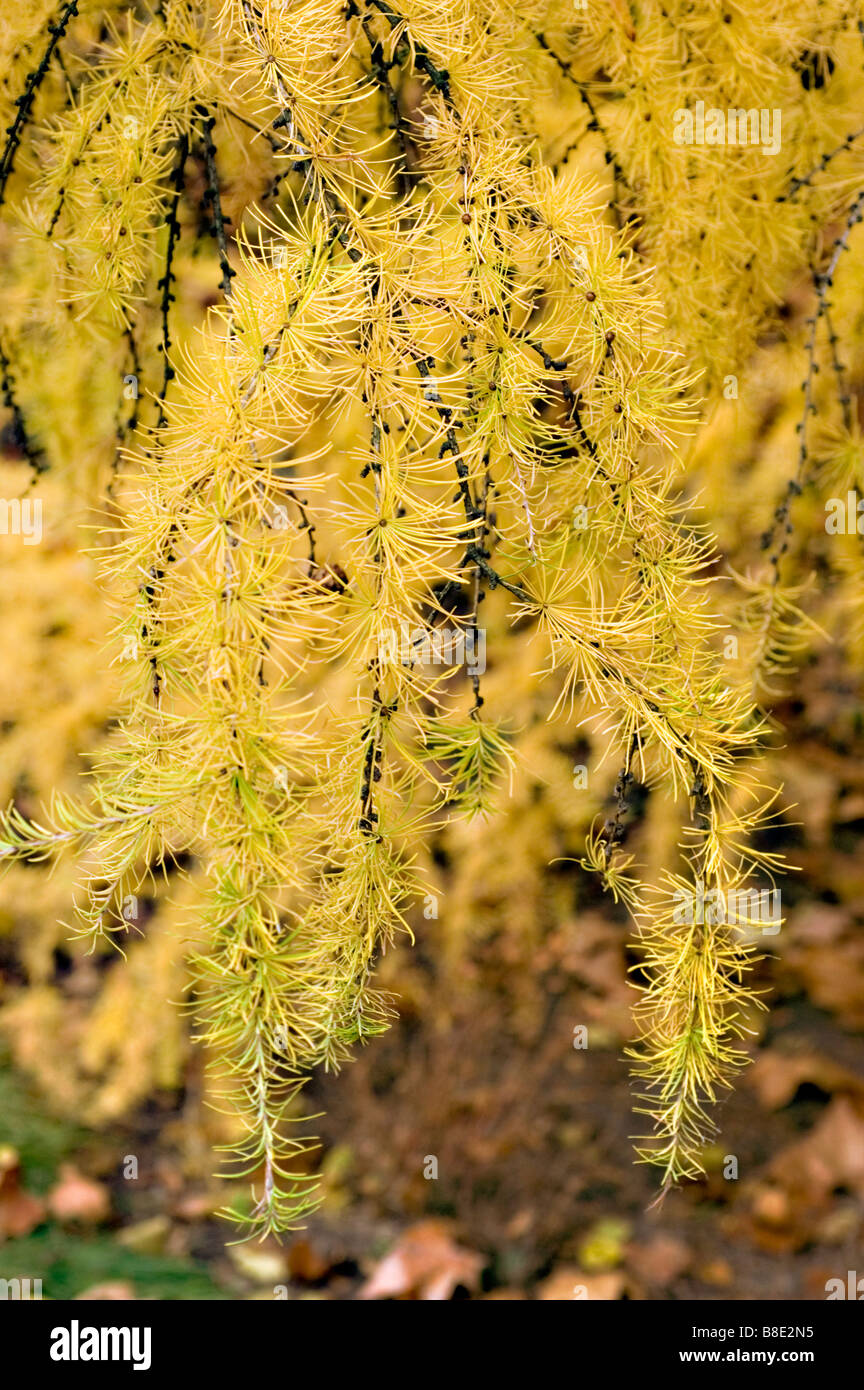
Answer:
0, 0, 862, 1237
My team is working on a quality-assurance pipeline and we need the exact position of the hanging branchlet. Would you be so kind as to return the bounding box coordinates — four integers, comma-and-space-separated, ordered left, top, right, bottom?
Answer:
155, 132, 189, 427
742, 187, 864, 694
197, 106, 236, 300
0, 0, 79, 206
1, 0, 862, 1230
0, 340, 46, 476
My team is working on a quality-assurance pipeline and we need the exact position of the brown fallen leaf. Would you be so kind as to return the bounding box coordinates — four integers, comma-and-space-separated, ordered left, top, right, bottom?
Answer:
749, 1049, 864, 1109
626, 1235, 691, 1288
751, 1184, 791, 1229
784, 933, 864, 1029
787, 903, 849, 947
0, 1146, 46, 1238
172, 1191, 220, 1222
359, 1220, 484, 1300
697, 1259, 734, 1288
288, 1238, 331, 1284
767, 1096, 864, 1203
735, 1096, 864, 1253
535, 1266, 625, 1300
48, 1163, 110, 1225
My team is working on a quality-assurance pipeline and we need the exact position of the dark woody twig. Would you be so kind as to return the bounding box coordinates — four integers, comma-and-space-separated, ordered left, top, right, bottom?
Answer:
156, 133, 188, 428
761, 189, 864, 581
0, 0, 79, 206
197, 107, 236, 300
0, 339, 46, 477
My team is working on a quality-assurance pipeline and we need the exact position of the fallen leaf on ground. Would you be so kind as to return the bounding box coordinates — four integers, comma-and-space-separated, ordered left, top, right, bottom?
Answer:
228, 1241, 288, 1284
115, 1215, 170, 1254
0, 1146, 46, 1238
535, 1266, 625, 1300
626, 1235, 691, 1288
359, 1220, 484, 1300
749, 1050, 864, 1109
735, 1097, 864, 1252
172, 1192, 219, 1222
784, 923, 864, 1029
768, 1097, 864, 1202
48, 1164, 110, 1225
697, 1259, 734, 1288
288, 1238, 331, 1283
